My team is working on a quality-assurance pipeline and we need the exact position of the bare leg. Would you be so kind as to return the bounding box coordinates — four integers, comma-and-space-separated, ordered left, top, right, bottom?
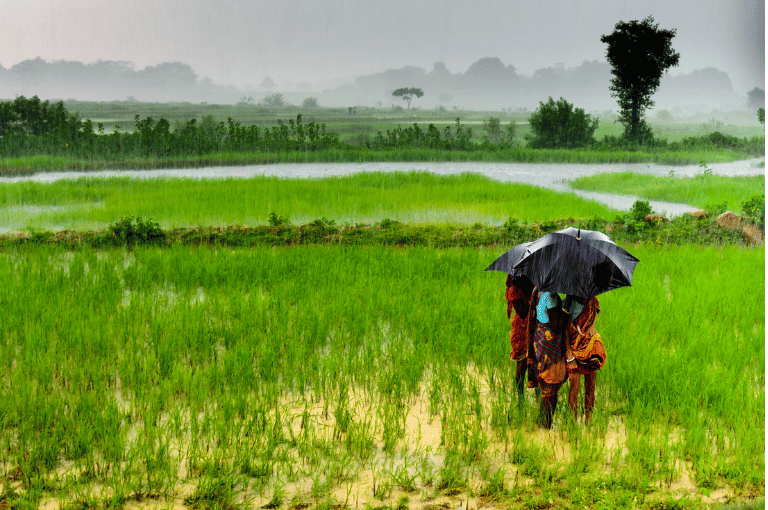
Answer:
584, 372, 596, 423
538, 392, 558, 429
515, 361, 527, 405
527, 356, 537, 388
568, 372, 581, 419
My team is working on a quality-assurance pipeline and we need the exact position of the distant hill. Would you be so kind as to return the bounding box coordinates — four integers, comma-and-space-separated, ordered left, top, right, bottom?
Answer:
0, 56, 751, 114
318, 58, 746, 114
0, 58, 242, 103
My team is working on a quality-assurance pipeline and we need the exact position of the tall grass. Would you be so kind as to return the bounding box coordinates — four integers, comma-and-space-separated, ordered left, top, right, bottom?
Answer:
0, 243, 762, 508
0, 146, 751, 176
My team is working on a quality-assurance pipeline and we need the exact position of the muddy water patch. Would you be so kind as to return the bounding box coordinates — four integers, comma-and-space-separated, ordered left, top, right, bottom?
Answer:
0, 202, 105, 233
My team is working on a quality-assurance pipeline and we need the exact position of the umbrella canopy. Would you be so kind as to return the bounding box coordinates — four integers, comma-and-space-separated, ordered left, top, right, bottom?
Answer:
484, 240, 534, 276
553, 227, 612, 243
485, 228, 639, 298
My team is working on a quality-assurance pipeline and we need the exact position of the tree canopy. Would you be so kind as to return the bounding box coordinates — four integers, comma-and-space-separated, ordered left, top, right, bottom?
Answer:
601, 16, 680, 143
392, 88, 424, 110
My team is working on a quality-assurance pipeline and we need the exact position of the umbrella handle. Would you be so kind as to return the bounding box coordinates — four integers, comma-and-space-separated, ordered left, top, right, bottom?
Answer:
563, 295, 573, 315
559, 313, 571, 357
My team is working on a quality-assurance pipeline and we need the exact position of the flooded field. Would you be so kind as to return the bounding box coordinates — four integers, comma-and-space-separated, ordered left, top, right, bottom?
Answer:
1, 158, 763, 217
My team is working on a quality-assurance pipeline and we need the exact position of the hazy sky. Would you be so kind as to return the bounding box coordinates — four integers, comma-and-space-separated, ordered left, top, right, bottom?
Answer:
2, 0, 765, 92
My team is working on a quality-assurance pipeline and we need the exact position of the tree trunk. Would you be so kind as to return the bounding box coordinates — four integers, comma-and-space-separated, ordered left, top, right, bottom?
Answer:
631, 101, 640, 141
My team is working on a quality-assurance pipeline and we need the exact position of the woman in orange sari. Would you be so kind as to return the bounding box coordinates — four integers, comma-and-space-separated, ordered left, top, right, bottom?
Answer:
564, 296, 606, 423
504, 275, 534, 404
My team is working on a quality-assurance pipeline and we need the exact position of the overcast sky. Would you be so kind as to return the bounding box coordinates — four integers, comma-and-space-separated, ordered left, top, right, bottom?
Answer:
2, 0, 764, 93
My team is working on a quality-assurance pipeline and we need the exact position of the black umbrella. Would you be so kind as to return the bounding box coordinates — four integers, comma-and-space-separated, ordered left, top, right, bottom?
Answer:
484, 240, 534, 276
486, 227, 639, 298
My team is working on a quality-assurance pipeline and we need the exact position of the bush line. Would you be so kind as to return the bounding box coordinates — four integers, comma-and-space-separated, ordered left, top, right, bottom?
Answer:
4, 213, 756, 250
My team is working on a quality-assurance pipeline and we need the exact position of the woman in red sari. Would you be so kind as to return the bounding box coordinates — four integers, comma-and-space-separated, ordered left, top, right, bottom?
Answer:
504, 275, 534, 404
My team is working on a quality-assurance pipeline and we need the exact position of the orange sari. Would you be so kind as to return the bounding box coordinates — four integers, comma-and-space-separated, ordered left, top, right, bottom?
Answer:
565, 298, 606, 374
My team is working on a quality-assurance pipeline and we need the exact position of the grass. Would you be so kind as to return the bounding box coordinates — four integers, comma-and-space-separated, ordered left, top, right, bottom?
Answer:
0, 145, 753, 176
0, 167, 762, 509
570, 172, 765, 213
0, 243, 762, 509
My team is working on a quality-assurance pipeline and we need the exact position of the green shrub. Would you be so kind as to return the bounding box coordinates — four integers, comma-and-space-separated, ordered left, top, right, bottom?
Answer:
260, 93, 286, 108
302, 97, 319, 109
267, 212, 290, 226
108, 215, 165, 245
379, 218, 401, 229
502, 217, 527, 239
526, 97, 598, 149
616, 200, 653, 234
741, 194, 765, 227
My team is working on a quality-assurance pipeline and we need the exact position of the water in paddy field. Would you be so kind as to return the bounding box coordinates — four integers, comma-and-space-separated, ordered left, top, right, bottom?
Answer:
2, 158, 764, 217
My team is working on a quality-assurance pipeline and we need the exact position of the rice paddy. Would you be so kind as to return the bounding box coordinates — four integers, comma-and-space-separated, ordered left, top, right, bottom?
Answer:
0, 167, 763, 509
0, 172, 617, 233
0, 243, 763, 509
569, 172, 765, 214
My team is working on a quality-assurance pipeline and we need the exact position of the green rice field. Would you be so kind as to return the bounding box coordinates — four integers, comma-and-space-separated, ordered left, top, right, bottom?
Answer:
58, 100, 766, 143
0, 169, 763, 510
0, 243, 762, 509
0, 172, 617, 233
569, 173, 765, 213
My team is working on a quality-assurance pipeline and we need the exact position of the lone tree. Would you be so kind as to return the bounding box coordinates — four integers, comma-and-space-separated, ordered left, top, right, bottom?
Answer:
392, 88, 424, 110
601, 16, 680, 143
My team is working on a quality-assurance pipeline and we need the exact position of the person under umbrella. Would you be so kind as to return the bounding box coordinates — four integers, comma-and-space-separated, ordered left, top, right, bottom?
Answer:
526, 290, 570, 429
504, 275, 535, 405
563, 295, 606, 423
487, 227, 638, 428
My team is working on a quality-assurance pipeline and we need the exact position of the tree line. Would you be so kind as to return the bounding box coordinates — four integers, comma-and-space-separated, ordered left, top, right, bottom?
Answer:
0, 96, 341, 158
0, 94, 763, 161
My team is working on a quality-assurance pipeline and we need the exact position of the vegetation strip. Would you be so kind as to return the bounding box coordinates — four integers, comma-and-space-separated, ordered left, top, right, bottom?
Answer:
0, 96, 763, 175
0, 211, 758, 250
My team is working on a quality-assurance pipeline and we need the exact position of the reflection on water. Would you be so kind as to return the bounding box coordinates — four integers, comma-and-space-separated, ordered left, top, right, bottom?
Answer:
0, 158, 763, 217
